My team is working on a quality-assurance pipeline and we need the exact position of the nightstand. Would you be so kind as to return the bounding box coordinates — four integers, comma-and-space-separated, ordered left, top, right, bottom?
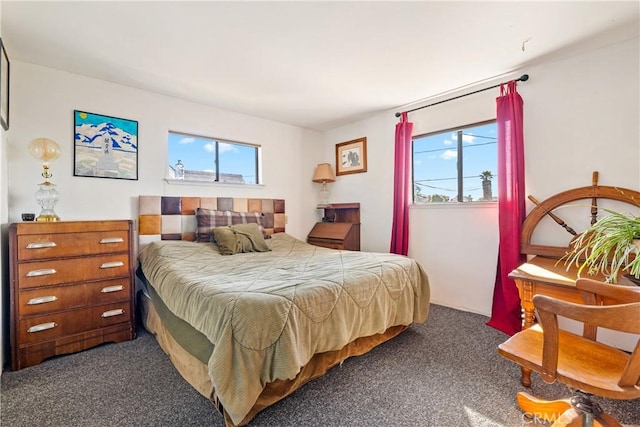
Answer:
307, 203, 360, 251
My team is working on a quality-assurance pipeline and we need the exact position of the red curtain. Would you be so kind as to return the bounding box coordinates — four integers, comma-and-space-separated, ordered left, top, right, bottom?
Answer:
486, 81, 526, 336
390, 112, 413, 255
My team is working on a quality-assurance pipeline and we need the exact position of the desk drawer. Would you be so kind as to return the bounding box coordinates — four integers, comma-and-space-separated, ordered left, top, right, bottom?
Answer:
307, 238, 345, 250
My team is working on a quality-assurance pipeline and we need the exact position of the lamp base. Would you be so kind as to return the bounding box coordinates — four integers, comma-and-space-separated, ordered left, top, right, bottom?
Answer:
35, 181, 60, 223
36, 213, 60, 222
319, 182, 330, 205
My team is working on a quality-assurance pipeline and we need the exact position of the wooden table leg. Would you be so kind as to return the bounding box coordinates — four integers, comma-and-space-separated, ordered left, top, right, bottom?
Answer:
521, 367, 532, 387
519, 282, 536, 387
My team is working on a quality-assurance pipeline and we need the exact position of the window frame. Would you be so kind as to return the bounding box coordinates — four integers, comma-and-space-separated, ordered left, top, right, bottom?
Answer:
166, 130, 261, 186
412, 119, 497, 204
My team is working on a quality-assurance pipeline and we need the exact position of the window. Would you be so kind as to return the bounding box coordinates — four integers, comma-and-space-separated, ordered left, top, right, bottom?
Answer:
412, 120, 497, 203
167, 132, 260, 184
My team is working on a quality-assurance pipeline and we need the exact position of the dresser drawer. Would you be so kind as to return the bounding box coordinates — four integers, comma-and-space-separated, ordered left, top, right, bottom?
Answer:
17, 254, 130, 289
16, 230, 129, 261
18, 278, 131, 317
18, 301, 131, 345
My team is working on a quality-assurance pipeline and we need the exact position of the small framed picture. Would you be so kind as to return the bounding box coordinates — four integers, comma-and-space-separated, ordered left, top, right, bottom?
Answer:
336, 137, 367, 176
74, 110, 139, 180
0, 38, 10, 131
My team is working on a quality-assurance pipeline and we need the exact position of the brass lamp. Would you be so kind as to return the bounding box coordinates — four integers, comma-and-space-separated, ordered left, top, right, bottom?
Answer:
312, 163, 335, 206
28, 138, 61, 222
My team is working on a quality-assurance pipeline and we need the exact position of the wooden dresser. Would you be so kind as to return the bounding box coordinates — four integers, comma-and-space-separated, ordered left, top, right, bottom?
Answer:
307, 203, 360, 251
8, 220, 136, 370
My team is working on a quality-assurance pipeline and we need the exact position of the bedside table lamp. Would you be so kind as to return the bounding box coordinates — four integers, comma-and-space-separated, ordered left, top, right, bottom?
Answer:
312, 163, 335, 206
28, 138, 61, 222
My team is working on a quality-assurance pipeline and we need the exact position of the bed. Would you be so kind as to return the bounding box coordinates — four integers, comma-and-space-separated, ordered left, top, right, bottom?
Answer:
136, 195, 431, 426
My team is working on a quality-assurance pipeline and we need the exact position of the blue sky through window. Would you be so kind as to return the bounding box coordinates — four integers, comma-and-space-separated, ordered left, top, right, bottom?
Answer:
168, 132, 258, 184
413, 121, 497, 202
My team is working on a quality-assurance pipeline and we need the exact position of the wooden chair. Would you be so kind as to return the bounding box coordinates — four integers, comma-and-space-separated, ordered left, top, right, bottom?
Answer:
498, 278, 640, 426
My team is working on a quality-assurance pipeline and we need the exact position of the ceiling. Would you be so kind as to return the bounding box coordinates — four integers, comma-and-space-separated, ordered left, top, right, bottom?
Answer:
2, 1, 639, 131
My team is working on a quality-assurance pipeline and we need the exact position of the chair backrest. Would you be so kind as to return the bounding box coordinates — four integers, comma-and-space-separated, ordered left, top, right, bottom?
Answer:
576, 278, 640, 340
533, 281, 640, 395
577, 277, 640, 304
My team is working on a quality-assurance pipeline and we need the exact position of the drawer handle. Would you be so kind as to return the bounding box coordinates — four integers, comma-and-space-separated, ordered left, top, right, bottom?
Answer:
26, 268, 57, 277
101, 285, 124, 293
100, 237, 124, 244
100, 261, 124, 269
27, 322, 57, 333
27, 295, 58, 305
26, 241, 57, 249
102, 309, 125, 318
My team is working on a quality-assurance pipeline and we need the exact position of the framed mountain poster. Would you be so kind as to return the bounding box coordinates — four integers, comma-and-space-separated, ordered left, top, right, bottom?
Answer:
74, 110, 138, 180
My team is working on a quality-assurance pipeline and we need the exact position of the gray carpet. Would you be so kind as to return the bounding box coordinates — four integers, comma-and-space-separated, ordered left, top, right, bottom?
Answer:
1, 304, 638, 426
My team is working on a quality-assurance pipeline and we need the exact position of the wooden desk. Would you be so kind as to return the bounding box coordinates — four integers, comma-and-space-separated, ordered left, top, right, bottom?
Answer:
508, 256, 605, 386
307, 203, 360, 251
506, 179, 640, 387
510, 256, 639, 387
307, 222, 360, 250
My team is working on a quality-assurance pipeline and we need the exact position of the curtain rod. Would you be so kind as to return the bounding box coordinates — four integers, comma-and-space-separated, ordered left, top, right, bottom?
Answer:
394, 74, 529, 117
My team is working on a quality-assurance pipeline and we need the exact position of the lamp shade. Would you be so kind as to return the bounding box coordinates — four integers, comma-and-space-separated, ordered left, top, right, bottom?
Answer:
28, 138, 60, 162
312, 163, 335, 183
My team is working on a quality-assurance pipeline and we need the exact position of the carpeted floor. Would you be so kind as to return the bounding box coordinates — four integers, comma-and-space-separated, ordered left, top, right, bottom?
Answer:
1, 304, 638, 426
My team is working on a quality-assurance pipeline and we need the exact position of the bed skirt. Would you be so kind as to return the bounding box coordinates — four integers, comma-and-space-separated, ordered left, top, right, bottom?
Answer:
140, 291, 408, 426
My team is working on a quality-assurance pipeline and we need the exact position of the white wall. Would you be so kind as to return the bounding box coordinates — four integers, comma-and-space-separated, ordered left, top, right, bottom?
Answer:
323, 37, 640, 316
6, 61, 322, 236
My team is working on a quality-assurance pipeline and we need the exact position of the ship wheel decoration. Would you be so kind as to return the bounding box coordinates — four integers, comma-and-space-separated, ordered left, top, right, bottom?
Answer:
521, 171, 640, 259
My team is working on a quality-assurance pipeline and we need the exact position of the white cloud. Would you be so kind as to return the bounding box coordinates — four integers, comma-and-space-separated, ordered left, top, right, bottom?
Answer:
447, 133, 476, 144
440, 149, 457, 160
463, 133, 475, 143
179, 137, 195, 145
218, 142, 238, 154
202, 141, 237, 154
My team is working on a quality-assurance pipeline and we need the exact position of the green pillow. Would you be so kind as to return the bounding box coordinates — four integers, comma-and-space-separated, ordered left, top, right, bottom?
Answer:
232, 223, 271, 253
212, 226, 240, 255
212, 223, 271, 255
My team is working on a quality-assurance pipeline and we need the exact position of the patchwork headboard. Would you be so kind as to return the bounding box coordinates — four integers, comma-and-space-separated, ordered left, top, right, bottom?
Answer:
138, 195, 285, 251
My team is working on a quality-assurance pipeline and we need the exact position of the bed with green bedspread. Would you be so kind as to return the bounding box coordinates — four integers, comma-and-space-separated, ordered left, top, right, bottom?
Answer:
138, 232, 430, 426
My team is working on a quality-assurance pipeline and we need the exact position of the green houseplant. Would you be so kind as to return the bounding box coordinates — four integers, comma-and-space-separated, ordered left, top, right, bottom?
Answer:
564, 209, 640, 284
